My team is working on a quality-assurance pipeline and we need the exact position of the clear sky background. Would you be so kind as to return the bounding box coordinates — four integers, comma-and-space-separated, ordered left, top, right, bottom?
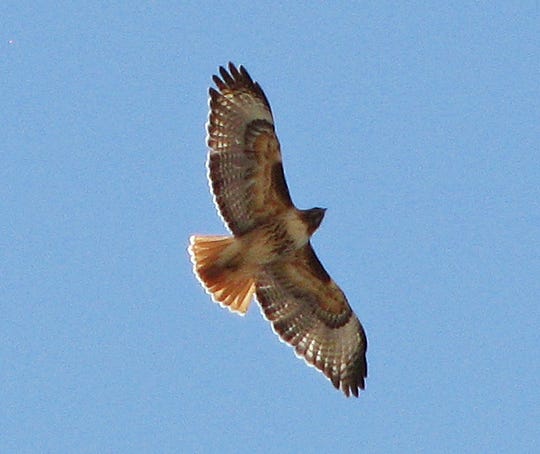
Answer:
2, 2, 539, 453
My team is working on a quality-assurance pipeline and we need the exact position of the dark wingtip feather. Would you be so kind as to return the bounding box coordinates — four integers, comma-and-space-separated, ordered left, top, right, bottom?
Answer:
219, 65, 234, 85
212, 74, 225, 90
228, 62, 240, 79
238, 65, 254, 84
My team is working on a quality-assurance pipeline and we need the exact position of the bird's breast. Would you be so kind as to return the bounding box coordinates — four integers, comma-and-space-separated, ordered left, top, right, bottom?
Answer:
241, 211, 309, 263
280, 210, 311, 248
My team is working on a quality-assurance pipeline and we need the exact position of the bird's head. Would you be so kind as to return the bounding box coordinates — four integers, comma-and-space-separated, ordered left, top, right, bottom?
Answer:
302, 207, 327, 235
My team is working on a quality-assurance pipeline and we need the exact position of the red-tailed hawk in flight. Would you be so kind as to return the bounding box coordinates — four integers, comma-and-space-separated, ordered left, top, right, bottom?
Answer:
189, 63, 367, 397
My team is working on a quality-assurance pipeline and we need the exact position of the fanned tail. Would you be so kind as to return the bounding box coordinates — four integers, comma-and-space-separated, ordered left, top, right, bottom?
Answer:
188, 235, 255, 315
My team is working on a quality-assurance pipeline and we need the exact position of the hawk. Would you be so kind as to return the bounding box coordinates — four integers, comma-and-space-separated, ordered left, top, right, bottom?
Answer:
189, 63, 367, 397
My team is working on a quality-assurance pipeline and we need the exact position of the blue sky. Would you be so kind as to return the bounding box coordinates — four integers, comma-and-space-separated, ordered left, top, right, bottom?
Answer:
2, 2, 539, 452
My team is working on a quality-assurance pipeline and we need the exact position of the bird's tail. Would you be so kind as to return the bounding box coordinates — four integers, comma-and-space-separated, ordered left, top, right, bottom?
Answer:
188, 235, 255, 315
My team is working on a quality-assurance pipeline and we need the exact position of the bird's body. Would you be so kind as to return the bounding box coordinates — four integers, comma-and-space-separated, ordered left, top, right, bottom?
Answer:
189, 63, 367, 397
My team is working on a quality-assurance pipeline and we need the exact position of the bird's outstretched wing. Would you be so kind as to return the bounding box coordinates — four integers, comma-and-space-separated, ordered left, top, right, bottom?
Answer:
255, 244, 368, 397
207, 63, 294, 235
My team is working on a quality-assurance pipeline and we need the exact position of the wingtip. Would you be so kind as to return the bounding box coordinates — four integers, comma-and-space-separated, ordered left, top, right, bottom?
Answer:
228, 62, 240, 78
212, 62, 255, 89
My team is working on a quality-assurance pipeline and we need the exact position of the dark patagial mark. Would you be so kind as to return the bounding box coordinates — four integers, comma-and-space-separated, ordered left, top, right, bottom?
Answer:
302, 244, 331, 283
271, 162, 293, 206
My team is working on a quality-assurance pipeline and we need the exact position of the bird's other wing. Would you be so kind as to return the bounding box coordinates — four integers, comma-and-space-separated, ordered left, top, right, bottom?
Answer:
255, 243, 368, 397
207, 63, 294, 235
